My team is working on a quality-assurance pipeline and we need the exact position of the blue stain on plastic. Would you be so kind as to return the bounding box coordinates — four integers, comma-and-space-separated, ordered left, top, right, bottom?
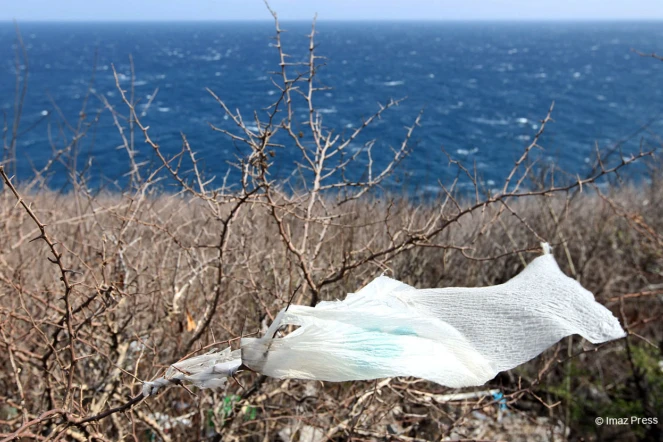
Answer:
492, 391, 507, 410
391, 326, 417, 336
342, 328, 406, 370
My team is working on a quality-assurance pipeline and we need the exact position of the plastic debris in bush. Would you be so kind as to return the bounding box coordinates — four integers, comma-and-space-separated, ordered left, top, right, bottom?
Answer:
241, 243, 626, 388
143, 347, 242, 396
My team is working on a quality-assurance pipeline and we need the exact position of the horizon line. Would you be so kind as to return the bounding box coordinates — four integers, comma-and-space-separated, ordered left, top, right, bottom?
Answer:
3, 18, 663, 24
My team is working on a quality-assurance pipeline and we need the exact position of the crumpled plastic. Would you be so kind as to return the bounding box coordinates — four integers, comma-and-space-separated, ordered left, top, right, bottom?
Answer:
241, 244, 625, 388
142, 347, 242, 396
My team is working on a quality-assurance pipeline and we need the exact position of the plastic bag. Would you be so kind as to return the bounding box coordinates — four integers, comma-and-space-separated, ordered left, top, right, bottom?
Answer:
143, 347, 241, 396
241, 244, 625, 388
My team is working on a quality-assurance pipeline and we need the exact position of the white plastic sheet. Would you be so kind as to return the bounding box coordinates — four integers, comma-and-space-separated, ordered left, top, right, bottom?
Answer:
143, 347, 241, 396
241, 245, 625, 388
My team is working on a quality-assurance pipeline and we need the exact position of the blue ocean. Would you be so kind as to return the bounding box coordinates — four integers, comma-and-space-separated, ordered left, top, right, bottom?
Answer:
1, 21, 662, 193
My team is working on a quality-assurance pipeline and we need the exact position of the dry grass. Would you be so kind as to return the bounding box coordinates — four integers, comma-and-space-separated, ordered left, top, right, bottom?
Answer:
0, 181, 661, 441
